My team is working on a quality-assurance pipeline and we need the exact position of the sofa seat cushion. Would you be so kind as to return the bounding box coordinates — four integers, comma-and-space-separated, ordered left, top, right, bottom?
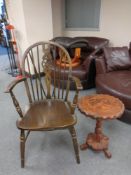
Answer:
96, 70, 131, 109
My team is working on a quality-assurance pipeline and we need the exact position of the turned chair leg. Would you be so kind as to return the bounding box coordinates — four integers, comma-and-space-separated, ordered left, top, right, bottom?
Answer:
20, 130, 25, 168
69, 127, 80, 164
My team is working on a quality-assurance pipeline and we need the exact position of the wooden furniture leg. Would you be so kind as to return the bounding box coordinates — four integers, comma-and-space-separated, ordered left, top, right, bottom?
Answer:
69, 127, 80, 164
20, 130, 25, 168
80, 119, 112, 158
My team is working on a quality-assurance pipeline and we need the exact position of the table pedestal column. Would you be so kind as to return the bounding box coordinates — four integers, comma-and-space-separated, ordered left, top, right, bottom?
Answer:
80, 119, 112, 158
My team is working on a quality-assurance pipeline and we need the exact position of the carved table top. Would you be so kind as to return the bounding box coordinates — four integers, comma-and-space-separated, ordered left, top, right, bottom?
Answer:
78, 94, 125, 120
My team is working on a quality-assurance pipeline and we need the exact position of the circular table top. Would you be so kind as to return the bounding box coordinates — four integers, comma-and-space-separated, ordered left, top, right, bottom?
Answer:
78, 94, 125, 120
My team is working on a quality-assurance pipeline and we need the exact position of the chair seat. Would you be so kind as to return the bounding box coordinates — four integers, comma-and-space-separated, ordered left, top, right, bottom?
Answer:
16, 99, 76, 130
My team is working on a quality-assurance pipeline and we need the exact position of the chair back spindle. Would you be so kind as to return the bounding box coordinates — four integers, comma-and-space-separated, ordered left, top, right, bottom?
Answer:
21, 41, 72, 103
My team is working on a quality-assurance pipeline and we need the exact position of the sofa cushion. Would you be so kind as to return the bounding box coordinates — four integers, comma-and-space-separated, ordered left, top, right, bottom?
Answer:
104, 47, 131, 72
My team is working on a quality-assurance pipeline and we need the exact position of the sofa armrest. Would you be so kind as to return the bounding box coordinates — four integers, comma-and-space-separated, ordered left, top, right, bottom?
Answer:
95, 56, 107, 74
82, 55, 95, 72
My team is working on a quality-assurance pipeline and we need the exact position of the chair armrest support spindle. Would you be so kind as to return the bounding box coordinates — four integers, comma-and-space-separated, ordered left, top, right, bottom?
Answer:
70, 76, 83, 113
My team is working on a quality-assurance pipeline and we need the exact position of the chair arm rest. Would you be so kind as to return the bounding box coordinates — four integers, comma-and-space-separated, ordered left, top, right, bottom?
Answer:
71, 76, 83, 90
95, 56, 107, 74
5, 77, 26, 93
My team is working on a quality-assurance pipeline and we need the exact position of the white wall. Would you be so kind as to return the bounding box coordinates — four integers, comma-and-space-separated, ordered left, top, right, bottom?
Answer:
61, 0, 131, 46
51, 0, 63, 37
6, 0, 53, 56
5, 0, 28, 56
6, 0, 54, 74
6, 0, 131, 55
23, 0, 53, 45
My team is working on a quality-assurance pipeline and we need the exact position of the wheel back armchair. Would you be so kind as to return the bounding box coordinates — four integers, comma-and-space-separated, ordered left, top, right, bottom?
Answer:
5, 41, 82, 168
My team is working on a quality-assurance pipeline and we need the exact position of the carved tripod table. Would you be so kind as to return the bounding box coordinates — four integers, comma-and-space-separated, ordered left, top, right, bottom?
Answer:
78, 94, 125, 158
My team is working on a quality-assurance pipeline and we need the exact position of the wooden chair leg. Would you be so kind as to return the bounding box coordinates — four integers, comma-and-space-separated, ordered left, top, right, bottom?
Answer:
20, 130, 25, 168
69, 127, 80, 164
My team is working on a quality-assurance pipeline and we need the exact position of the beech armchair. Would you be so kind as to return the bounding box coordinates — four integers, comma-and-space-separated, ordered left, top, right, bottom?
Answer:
5, 41, 82, 167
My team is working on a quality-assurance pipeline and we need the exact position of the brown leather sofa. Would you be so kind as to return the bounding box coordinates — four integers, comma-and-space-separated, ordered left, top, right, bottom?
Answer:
51, 36, 109, 89
95, 46, 131, 124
